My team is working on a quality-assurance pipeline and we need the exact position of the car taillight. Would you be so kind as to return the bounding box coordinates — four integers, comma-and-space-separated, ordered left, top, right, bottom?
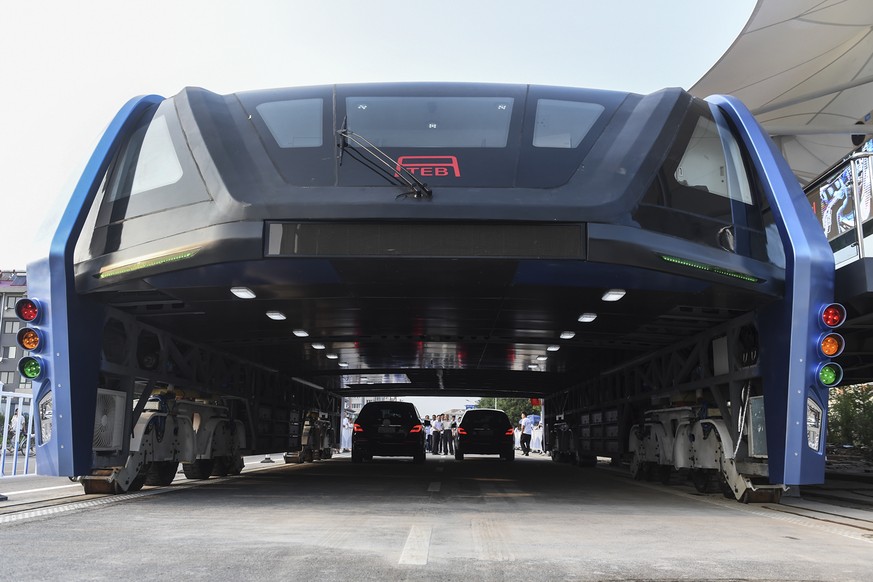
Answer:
353, 423, 363, 433
409, 424, 423, 433
457, 427, 467, 435
505, 428, 515, 436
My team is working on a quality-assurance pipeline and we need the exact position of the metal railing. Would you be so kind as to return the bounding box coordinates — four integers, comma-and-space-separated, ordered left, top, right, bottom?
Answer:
0, 390, 36, 480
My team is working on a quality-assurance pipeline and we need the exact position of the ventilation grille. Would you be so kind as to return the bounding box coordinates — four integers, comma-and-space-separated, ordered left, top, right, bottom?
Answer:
266, 222, 586, 259
93, 389, 126, 451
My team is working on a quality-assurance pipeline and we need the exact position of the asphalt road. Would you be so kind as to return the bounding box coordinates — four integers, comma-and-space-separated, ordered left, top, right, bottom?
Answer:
0, 453, 871, 581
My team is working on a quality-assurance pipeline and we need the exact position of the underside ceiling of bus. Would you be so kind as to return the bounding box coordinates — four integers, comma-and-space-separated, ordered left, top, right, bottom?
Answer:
692, 0, 873, 185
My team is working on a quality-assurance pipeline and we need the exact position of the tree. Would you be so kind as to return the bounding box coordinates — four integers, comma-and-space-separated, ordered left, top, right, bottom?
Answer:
828, 383, 873, 457
474, 397, 539, 425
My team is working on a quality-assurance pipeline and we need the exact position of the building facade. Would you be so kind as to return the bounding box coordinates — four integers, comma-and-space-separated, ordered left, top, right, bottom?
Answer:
0, 271, 29, 393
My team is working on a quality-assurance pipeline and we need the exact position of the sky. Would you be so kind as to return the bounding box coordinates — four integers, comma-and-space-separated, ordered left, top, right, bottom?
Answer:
0, 0, 757, 410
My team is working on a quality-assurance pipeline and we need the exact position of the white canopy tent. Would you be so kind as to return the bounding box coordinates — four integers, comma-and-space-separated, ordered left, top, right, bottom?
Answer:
691, 0, 873, 185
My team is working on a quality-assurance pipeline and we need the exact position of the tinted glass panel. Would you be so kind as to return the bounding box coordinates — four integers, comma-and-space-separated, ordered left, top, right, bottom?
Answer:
346, 97, 514, 147
461, 411, 511, 430
108, 115, 184, 202
357, 403, 418, 425
257, 98, 323, 148
533, 99, 604, 148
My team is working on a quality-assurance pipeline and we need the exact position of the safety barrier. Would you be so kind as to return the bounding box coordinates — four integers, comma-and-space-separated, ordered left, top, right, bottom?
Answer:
0, 391, 36, 487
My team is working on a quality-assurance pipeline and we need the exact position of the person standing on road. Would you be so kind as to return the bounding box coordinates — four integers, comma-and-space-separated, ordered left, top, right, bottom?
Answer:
519, 412, 533, 456
443, 414, 454, 455
432, 415, 443, 455
424, 415, 432, 452
340, 414, 353, 452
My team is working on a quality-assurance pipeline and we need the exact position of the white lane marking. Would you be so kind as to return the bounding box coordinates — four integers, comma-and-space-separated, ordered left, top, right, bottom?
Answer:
3, 484, 81, 495
427, 481, 441, 492
398, 525, 432, 565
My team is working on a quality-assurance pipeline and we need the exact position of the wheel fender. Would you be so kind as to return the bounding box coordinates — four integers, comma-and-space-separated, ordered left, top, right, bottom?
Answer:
175, 416, 196, 462
199, 418, 235, 458
672, 422, 693, 470
233, 419, 246, 450
130, 411, 161, 453
645, 423, 667, 465
690, 420, 722, 470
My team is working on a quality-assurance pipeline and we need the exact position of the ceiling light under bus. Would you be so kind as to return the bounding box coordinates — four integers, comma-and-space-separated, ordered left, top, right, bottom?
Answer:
601, 289, 626, 302
230, 287, 256, 299
326, 353, 339, 360
339, 362, 349, 368
578, 313, 597, 323
311, 343, 326, 350
292, 329, 309, 337
560, 331, 575, 340
546, 345, 560, 352
266, 311, 286, 320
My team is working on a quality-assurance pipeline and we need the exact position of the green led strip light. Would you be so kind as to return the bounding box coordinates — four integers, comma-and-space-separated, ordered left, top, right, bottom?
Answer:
659, 254, 763, 283
98, 248, 201, 280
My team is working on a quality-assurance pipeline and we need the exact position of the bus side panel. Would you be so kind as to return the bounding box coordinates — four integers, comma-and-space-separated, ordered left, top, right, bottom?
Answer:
709, 95, 835, 485
30, 95, 164, 476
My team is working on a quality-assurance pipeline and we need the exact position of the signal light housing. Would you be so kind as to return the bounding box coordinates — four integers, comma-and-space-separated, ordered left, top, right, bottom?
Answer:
18, 356, 45, 380
821, 303, 846, 328
817, 363, 843, 387
353, 423, 363, 433
815, 303, 846, 389
17, 328, 42, 352
409, 424, 423, 433
819, 333, 845, 357
15, 298, 41, 323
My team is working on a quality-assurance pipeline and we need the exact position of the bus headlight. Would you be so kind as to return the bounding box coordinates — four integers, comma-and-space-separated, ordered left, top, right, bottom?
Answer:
38, 390, 53, 445
806, 398, 822, 451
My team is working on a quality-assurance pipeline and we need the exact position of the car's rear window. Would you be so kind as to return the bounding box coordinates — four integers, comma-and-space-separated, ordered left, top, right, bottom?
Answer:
357, 403, 418, 425
461, 411, 511, 430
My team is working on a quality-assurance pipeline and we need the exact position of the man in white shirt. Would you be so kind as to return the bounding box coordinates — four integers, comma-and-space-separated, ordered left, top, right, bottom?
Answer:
519, 412, 533, 456
432, 416, 443, 455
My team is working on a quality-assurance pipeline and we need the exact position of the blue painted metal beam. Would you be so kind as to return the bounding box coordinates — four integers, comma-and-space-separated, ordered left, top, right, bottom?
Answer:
27, 95, 164, 476
708, 95, 835, 485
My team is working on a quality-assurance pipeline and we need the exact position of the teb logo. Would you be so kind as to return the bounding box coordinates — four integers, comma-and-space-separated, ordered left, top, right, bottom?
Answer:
394, 156, 460, 178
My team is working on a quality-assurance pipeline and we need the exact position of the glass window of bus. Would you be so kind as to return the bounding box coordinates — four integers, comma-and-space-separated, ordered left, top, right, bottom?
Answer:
256, 98, 323, 148
107, 115, 184, 202
345, 96, 514, 148
636, 102, 766, 258
533, 100, 604, 148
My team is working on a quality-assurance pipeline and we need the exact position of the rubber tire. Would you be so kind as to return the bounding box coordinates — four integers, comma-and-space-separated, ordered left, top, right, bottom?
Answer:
577, 453, 597, 468
658, 465, 673, 485
414, 452, 426, 464
126, 472, 147, 492
455, 450, 464, 461
183, 459, 215, 480
351, 449, 363, 463
503, 449, 515, 462
228, 455, 244, 475
145, 461, 179, 486
211, 456, 230, 477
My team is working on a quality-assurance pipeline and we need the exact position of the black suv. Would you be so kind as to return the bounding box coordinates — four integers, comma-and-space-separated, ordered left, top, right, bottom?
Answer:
352, 401, 425, 463
455, 409, 515, 461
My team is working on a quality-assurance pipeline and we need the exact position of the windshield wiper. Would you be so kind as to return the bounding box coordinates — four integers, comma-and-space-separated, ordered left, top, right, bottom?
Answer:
337, 128, 432, 200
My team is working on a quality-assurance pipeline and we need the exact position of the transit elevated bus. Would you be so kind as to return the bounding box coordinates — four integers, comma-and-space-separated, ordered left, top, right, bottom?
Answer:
13, 83, 839, 499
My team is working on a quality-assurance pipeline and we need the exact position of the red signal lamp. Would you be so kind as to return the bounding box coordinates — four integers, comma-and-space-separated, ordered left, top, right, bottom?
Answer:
15, 298, 41, 323
821, 304, 846, 328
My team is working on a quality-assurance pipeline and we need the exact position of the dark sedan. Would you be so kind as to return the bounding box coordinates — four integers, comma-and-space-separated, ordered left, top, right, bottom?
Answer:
455, 409, 515, 461
352, 401, 425, 463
